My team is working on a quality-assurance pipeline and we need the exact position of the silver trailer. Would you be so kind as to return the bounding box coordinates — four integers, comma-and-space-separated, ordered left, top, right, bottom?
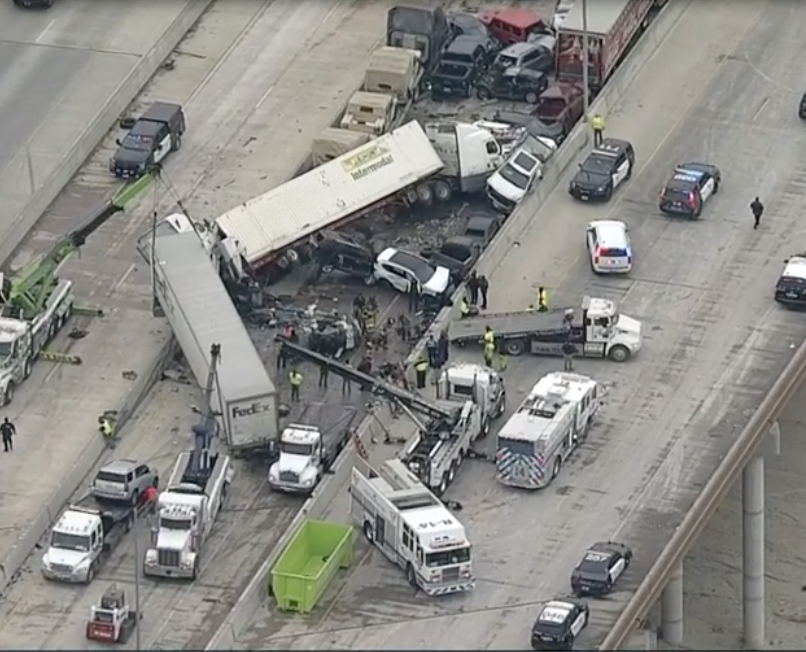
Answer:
151, 229, 278, 453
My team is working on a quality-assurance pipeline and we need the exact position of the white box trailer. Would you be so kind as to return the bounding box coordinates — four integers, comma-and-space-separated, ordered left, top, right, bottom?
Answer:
151, 230, 278, 453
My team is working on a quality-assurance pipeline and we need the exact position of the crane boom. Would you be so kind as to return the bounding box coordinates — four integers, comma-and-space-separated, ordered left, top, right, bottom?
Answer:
2, 171, 158, 320
278, 339, 453, 421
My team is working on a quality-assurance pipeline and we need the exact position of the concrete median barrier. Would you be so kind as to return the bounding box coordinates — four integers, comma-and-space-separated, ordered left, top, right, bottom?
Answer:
204, 2, 693, 648
0, 0, 215, 269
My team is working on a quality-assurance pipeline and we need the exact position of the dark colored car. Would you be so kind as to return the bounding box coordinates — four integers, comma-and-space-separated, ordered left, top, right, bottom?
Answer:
312, 232, 375, 284
110, 102, 185, 178
569, 138, 635, 202
432, 35, 495, 99
570, 541, 633, 597
659, 162, 721, 218
799, 90, 806, 119
476, 66, 548, 104
422, 235, 481, 283
13, 0, 55, 7
775, 254, 806, 308
531, 597, 589, 651
462, 214, 501, 247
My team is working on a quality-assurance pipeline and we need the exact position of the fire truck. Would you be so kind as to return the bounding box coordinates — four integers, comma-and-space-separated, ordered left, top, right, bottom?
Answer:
351, 458, 474, 596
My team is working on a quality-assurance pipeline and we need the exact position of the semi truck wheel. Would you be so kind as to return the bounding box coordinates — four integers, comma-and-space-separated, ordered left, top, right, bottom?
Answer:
608, 345, 630, 362
362, 521, 374, 543
405, 563, 417, 588
432, 180, 452, 203
504, 339, 526, 356
416, 183, 433, 205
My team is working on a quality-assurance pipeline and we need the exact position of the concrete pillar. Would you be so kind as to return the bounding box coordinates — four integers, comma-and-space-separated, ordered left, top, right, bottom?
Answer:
743, 454, 765, 649
660, 561, 684, 646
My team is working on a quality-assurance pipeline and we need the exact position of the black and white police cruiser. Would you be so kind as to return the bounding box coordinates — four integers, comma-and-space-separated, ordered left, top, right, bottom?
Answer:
775, 253, 806, 308
530, 597, 589, 651
658, 162, 721, 218
570, 541, 633, 596
568, 138, 635, 202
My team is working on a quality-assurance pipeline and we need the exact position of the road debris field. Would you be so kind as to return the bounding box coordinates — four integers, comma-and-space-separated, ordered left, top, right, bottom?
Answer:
232, 2, 806, 650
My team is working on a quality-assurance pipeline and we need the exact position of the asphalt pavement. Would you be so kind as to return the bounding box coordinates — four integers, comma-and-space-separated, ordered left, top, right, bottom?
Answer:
230, 2, 806, 649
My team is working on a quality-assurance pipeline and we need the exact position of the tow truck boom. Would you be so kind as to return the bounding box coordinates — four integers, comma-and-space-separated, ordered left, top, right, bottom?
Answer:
278, 339, 453, 421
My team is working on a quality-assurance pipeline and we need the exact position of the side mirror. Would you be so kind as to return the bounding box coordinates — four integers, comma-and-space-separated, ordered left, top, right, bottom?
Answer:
115, 138, 122, 146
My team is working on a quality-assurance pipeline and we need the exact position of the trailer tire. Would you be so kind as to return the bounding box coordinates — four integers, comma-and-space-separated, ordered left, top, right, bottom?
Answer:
433, 180, 452, 203
406, 188, 419, 204
363, 521, 374, 543
505, 339, 526, 356
416, 183, 434, 205
608, 344, 630, 362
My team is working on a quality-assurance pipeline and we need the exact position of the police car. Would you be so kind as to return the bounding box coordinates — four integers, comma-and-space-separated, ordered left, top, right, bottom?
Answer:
530, 597, 589, 650
570, 541, 633, 597
568, 138, 634, 202
658, 162, 721, 217
775, 254, 806, 308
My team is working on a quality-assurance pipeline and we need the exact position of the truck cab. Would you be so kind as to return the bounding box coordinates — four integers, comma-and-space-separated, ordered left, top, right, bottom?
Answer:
0, 318, 33, 406
439, 363, 507, 420
386, 5, 451, 77
424, 122, 506, 194
268, 425, 323, 494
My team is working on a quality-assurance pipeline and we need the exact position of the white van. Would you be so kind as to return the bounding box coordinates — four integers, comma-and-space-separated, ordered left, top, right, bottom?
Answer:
586, 220, 632, 274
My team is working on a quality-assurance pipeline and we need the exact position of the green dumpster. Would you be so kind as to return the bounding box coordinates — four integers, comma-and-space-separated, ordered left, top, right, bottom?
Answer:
270, 519, 355, 614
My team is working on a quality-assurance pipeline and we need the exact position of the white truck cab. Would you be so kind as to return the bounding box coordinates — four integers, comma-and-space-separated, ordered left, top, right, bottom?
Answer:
583, 297, 642, 361
0, 317, 33, 405
438, 363, 507, 420
41, 508, 101, 583
268, 425, 321, 493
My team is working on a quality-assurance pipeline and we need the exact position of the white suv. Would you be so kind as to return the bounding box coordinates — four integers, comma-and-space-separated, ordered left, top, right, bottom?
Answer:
586, 220, 632, 274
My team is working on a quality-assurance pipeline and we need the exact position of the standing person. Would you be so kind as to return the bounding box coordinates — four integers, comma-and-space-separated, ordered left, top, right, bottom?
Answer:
414, 356, 428, 390
426, 335, 439, 369
288, 368, 303, 402
478, 274, 489, 310
438, 330, 450, 368
750, 197, 764, 230
0, 417, 14, 452
590, 114, 606, 147
496, 337, 508, 372
407, 280, 420, 312
342, 360, 352, 396
562, 341, 577, 372
467, 271, 480, 306
276, 338, 288, 371
537, 287, 548, 312
483, 338, 495, 368
318, 363, 329, 389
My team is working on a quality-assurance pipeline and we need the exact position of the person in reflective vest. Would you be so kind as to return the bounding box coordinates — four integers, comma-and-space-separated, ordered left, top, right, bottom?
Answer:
483, 339, 495, 367
288, 368, 303, 402
98, 414, 115, 440
591, 114, 606, 147
414, 357, 428, 389
496, 337, 508, 372
483, 326, 495, 347
537, 287, 548, 312
460, 296, 471, 318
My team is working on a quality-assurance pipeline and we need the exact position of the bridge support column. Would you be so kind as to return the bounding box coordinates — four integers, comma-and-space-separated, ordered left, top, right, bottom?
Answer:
660, 561, 684, 646
743, 453, 765, 649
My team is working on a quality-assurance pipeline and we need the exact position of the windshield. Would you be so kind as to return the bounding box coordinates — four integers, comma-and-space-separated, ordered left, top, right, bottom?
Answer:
390, 252, 435, 285
160, 516, 192, 531
513, 152, 538, 172
464, 227, 487, 239
499, 163, 531, 190
280, 441, 315, 456
581, 156, 611, 174
440, 242, 471, 261
425, 546, 471, 567
600, 247, 628, 257
95, 471, 125, 484
442, 51, 473, 64
0, 341, 12, 358
51, 531, 90, 552
449, 382, 474, 397
435, 63, 470, 79
122, 134, 151, 151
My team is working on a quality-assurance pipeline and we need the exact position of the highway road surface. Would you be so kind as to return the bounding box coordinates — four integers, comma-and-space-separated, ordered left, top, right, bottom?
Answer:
0, 0, 201, 243
0, 0, 401, 648
232, 2, 806, 649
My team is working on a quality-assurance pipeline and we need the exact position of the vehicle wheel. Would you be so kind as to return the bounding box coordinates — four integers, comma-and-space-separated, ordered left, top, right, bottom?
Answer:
172, 134, 182, 152
406, 188, 419, 204
481, 416, 491, 438
525, 91, 539, 104
626, 163, 633, 180
364, 274, 377, 286
286, 249, 299, 264
551, 456, 562, 480
580, 420, 590, 441
321, 264, 334, 275
363, 521, 374, 543
505, 339, 526, 356
447, 464, 456, 484
85, 563, 96, 585
694, 201, 703, 218
130, 489, 139, 507
23, 357, 32, 379
416, 183, 434, 205
406, 563, 418, 587
476, 86, 491, 100
604, 185, 613, 201
436, 473, 449, 496
714, 178, 721, 194
3, 383, 14, 407
608, 344, 630, 362
191, 560, 198, 581
432, 180, 452, 203
496, 394, 507, 418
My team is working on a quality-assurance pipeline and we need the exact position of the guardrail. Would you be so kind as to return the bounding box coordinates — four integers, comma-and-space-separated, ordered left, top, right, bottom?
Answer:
600, 335, 806, 649
203, 1, 693, 648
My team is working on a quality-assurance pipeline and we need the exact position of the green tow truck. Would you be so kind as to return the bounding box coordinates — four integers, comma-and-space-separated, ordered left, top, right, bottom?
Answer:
0, 173, 156, 405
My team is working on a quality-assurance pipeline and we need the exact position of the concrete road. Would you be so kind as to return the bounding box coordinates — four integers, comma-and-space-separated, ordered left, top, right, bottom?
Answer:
0, 0, 417, 648
0, 0, 203, 240
232, 2, 806, 649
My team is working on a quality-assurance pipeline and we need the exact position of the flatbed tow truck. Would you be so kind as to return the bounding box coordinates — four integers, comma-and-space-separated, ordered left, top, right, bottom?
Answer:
278, 340, 506, 495
268, 403, 358, 495
0, 172, 156, 406
449, 295, 643, 362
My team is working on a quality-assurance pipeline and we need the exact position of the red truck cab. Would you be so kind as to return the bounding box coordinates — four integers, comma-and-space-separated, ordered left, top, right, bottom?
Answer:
533, 83, 585, 135
477, 8, 548, 46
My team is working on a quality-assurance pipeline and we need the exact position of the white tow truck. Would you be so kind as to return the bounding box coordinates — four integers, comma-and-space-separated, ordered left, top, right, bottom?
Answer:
268, 403, 359, 494
143, 344, 234, 580
351, 458, 474, 596
496, 372, 602, 489
277, 340, 507, 496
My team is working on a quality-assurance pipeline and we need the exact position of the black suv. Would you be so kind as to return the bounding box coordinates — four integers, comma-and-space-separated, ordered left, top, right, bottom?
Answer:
569, 138, 635, 202
311, 232, 376, 284
432, 35, 495, 99
476, 66, 548, 104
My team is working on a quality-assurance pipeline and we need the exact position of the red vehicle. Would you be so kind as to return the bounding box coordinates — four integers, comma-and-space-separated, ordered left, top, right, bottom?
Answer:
556, 0, 657, 91
533, 83, 585, 136
477, 8, 548, 46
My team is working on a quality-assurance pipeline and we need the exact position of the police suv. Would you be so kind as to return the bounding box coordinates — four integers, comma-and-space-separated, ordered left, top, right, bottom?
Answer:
658, 162, 721, 217
775, 254, 806, 308
530, 598, 589, 650
570, 541, 633, 597
568, 138, 634, 202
